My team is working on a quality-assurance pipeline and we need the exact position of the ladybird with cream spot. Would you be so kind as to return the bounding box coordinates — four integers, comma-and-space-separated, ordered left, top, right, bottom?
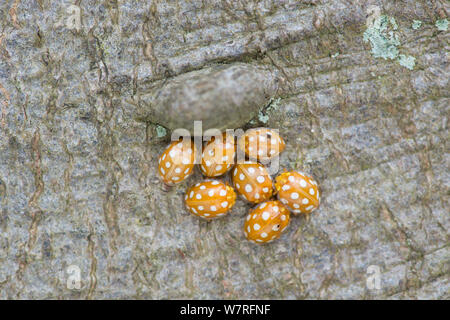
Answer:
244, 200, 290, 244
158, 138, 197, 186
200, 132, 236, 177
237, 127, 285, 162
275, 171, 320, 214
231, 162, 273, 204
185, 180, 236, 219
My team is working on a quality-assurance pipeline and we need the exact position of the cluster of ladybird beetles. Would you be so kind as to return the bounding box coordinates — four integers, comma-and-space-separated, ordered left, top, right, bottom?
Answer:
158, 127, 320, 244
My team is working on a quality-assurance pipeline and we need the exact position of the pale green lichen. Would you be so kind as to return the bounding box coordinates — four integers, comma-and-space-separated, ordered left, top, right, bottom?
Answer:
363, 15, 400, 60
155, 125, 167, 137
258, 112, 269, 123
412, 20, 422, 30
435, 19, 448, 31
331, 52, 340, 58
256, 97, 281, 124
398, 54, 416, 70
364, 15, 416, 70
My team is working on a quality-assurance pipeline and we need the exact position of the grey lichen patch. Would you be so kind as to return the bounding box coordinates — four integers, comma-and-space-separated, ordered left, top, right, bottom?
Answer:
137, 63, 280, 133
412, 20, 422, 30
398, 54, 416, 70
363, 15, 416, 70
435, 19, 448, 31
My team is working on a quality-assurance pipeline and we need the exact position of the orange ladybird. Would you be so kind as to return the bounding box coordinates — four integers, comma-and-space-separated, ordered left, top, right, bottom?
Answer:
185, 180, 236, 219
244, 200, 290, 244
200, 133, 235, 177
231, 162, 273, 203
237, 128, 285, 162
275, 171, 320, 214
158, 139, 196, 185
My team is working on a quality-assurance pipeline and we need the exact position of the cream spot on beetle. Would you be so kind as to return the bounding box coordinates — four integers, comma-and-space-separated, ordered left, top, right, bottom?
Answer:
184, 195, 188, 200
256, 176, 265, 183
208, 149, 214, 156
208, 190, 214, 197
234, 168, 237, 176
272, 224, 280, 231
293, 209, 301, 213
200, 185, 206, 190
302, 198, 309, 204
281, 215, 286, 221
239, 173, 245, 181
191, 208, 197, 214
258, 149, 264, 156
210, 206, 217, 211
215, 165, 222, 171
281, 199, 288, 204
254, 193, 260, 199
211, 181, 219, 185
169, 150, 176, 158
160, 167, 165, 175
261, 232, 268, 238
293, 203, 300, 209
222, 156, 228, 162
306, 205, 314, 211
162, 154, 166, 160
204, 213, 210, 217
300, 179, 307, 187
198, 206, 204, 210
288, 176, 295, 182
196, 194, 202, 200
246, 215, 251, 221
309, 188, 315, 195
262, 187, 269, 193
273, 206, 279, 212
249, 136, 254, 142
182, 158, 189, 165
282, 185, 290, 191
175, 168, 181, 174
205, 160, 211, 167
165, 162, 171, 168
248, 167, 255, 174
190, 191, 194, 198
259, 202, 267, 209
221, 201, 228, 208
247, 226, 251, 232
245, 184, 252, 192
253, 223, 261, 231
253, 214, 257, 219
185, 168, 190, 174
262, 211, 270, 220
172, 177, 179, 181
219, 190, 226, 197
291, 192, 299, 200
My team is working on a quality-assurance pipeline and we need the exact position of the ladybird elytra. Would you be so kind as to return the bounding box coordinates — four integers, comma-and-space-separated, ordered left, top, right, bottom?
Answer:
275, 171, 320, 214
231, 162, 273, 203
200, 132, 236, 177
185, 180, 236, 219
158, 138, 196, 185
237, 128, 285, 162
244, 200, 290, 244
